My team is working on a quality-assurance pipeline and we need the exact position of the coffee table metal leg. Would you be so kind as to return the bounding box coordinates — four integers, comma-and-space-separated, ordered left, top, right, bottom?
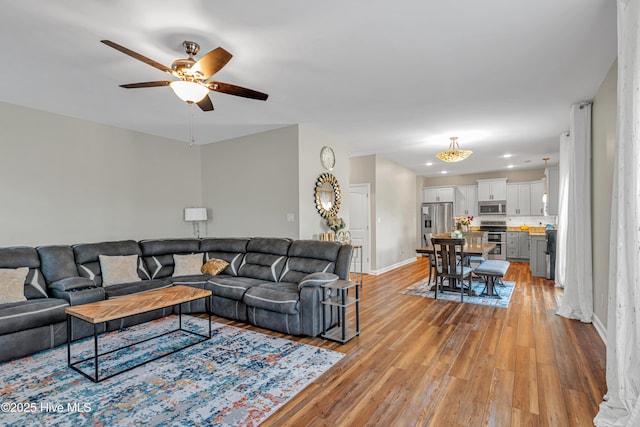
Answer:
94, 323, 99, 383
207, 297, 212, 338
66, 314, 71, 366
178, 303, 182, 330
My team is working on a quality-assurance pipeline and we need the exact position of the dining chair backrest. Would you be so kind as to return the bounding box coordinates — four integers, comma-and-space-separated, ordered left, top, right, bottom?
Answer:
431, 237, 466, 277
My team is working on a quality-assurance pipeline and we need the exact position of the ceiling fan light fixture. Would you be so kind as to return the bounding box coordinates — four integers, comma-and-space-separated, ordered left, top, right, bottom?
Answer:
169, 80, 209, 103
435, 136, 473, 162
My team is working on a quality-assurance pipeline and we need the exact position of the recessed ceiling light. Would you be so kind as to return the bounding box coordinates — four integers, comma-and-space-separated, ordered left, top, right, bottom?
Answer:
507, 164, 515, 169
440, 170, 448, 174
425, 162, 433, 166
503, 154, 513, 158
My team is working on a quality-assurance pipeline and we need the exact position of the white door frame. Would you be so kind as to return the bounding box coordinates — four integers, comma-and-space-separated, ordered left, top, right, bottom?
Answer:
349, 183, 371, 274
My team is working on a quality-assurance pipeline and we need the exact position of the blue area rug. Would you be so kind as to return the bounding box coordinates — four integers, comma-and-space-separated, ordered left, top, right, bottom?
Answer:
0, 316, 344, 426
400, 278, 515, 309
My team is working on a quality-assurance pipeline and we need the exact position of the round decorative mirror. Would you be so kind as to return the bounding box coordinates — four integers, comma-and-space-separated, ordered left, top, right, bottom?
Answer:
315, 173, 341, 218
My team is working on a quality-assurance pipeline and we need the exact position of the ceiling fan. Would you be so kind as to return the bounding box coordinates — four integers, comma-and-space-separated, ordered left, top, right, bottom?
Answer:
101, 40, 269, 111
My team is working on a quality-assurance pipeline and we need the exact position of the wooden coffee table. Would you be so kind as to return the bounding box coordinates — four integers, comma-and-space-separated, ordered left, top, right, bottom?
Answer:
66, 285, 212, 382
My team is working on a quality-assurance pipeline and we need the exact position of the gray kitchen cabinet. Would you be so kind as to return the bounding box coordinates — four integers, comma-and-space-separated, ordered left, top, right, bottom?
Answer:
529, 235, 547, 277
507, 231, 530, 260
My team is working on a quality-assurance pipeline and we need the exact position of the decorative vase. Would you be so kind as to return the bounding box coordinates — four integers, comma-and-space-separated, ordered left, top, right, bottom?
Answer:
462, 225, 469, 232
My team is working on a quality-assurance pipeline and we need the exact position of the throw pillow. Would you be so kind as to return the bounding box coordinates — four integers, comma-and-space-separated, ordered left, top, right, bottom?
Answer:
201, 258, 230, 276
0, 267, 29, 304
173, 253, 204, 277
99, 255, 141, 287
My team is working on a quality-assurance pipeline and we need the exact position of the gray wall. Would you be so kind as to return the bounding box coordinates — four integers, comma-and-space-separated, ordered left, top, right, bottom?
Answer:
591, 59, 617, 329
0, 102, 202, 246
200, 126, 300, 239
375, 156, 417, 271
200, 124, 350, 240
350, 155, 416, 272
298, 125, 350, 239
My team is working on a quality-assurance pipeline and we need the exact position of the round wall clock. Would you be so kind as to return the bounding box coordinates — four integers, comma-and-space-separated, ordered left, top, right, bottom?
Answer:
320, 146, 335, 170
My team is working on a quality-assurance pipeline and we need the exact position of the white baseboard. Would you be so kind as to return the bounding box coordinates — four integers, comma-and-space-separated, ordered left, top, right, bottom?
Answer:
370, 257, 416, 275
592, 313, 607, 345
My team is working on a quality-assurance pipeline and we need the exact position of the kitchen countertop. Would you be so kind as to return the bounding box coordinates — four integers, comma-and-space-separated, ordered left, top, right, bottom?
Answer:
469, 226, 554, 236
506, 226, 551, 236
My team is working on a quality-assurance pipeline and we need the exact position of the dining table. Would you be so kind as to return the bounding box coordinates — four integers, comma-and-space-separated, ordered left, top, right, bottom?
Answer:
415, 236, 496, 297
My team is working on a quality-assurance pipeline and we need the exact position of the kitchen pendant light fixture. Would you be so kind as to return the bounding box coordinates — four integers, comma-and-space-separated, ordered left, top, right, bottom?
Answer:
436, 136, 473, 162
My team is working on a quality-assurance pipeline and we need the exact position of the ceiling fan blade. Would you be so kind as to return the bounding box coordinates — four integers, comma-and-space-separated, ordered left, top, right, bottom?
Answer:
101, 40, 173, 74
208, 81, 269, 101
119, 81, 172, 89
191, 47, 233, 79
197, 95, 214, 111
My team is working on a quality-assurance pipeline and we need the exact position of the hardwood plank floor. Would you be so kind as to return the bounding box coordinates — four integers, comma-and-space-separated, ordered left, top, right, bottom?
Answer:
205, 259, 606, 426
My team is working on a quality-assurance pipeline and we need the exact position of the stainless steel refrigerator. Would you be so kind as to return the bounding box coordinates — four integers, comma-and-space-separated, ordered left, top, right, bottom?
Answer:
421, 202, 454, 246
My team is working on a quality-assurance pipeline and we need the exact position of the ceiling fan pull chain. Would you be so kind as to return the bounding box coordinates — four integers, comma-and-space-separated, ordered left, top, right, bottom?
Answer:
189, 103, 195, 147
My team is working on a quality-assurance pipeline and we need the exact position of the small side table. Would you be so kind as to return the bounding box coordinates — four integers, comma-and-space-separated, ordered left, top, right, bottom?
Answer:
321, 279, 360, 344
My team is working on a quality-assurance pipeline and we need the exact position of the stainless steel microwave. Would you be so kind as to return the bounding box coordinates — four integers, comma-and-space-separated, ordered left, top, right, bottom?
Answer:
478, 201, 507, 215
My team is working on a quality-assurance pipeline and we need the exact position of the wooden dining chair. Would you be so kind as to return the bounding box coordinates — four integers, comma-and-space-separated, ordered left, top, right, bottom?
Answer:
430, 237, 473, 302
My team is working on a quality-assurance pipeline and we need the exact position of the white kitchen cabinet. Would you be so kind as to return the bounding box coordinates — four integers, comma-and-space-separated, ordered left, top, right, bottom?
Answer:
477, 179, 507, 201
507, 183, 531, 216
423, 186, 455, 203
455, 185, 477, 217
529, 181, 545, 216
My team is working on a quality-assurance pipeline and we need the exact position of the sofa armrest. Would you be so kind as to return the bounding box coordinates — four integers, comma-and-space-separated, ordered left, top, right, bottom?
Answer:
49, 277, 96, 292
50, 286, 105, 306
298, 272, 339, 290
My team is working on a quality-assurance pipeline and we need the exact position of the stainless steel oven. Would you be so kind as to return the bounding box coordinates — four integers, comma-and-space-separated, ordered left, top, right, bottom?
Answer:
480, 221, 507, 260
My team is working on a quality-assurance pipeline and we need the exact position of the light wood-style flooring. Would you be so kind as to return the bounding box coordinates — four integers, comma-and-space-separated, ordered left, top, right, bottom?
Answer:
208, 259, 606, 426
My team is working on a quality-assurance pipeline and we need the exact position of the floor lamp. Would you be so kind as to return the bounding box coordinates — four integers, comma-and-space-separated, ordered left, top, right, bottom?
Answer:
184, 207, 207, 238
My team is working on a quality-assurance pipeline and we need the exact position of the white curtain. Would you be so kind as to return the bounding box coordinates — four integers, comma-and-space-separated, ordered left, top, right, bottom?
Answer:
555, 103, 593, 323
555, 131, 570, 288
594, 1, 640, 425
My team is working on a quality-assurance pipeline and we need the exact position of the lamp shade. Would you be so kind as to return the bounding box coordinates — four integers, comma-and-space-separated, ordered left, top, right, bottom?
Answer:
170, 81, 209, 103
184, 207, 207, 222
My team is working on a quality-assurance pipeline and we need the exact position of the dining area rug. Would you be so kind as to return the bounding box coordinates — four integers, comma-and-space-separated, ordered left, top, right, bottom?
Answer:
400, 278, 515, 309
0, 315, 344, 426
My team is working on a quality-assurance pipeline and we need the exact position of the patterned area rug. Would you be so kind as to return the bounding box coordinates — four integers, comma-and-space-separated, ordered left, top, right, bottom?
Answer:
1, 316, 344, 426
400, 278, 515, 309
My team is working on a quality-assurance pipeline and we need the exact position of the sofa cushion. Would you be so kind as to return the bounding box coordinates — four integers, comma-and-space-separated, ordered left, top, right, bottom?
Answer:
36, 245, 78, 283
173, 253, 204, 277
0, 299, 69, 335
200, 238, 249, 276
0, 247, 48, 300
243, 282, 300, 314
298, 272, 339, 289
0, 267, 28, 304
74, 240, 147, 286
139, 239, 201, 279
102, 279, 172, 299
206, 276, 264, 301
280, 240, 340, 283
201, 258, 229, 276
238, 252, 288, 282
170, 274, 211, 287
99, 255, 141, 286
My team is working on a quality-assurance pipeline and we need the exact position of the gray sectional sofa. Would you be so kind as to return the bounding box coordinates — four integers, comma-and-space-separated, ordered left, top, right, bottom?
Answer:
0, 237, 353, 362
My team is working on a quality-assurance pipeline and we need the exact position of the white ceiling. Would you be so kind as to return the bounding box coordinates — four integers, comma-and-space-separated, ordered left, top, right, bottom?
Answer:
0, 1, 616, 177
